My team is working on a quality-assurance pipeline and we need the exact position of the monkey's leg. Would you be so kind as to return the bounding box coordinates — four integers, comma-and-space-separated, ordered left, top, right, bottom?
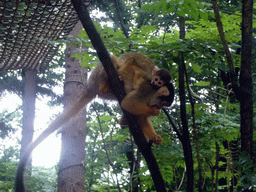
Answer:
121, 93, 160, 117
118, 59, 137, 93
131, 72, 144, 90
137, 116, 163, 145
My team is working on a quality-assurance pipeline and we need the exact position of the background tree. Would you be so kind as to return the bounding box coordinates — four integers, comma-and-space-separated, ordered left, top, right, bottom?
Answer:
57, 21, 87, 191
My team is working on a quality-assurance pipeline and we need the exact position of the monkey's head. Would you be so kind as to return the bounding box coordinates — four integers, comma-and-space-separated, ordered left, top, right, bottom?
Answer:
149, 82, 175, 109
151, 68, 172, 89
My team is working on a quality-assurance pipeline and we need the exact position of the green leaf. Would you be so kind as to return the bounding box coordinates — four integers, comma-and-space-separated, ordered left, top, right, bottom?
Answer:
191, 63, 201, 73
194, 81, 210, 86
199, 10, 208, 21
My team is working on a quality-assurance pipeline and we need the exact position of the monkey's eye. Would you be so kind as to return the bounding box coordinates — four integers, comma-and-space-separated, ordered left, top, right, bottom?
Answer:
157, 81, 163, 86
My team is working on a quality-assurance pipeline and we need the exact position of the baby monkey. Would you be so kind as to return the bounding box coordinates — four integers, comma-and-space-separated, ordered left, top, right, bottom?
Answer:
117, 52, 172, 91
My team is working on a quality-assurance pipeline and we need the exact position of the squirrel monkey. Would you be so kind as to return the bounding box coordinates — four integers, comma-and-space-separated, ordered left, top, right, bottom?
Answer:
98, 53, 173, 144
15, 53, 174, 191
117, 54, 174, 144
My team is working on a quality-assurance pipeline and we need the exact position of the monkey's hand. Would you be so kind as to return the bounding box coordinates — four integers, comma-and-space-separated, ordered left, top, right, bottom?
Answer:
118, 72, 123, 82
149, 134, 163, 145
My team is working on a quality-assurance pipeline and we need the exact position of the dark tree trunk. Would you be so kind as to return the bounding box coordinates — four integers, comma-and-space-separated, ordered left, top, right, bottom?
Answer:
57, 21, 87, 192
178, 16, 194, 191
20, 70, 37, 192
240, 0, 253, 158
240, 0, 253, 190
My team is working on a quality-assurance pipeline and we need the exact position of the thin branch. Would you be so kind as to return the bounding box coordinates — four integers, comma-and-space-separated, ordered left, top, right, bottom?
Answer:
211, 0, 234, 71
211, 0, 240, 100
162, 108, 183, 144
92, 103, 121, 192
184, 64, 203, 192
177, 167, 186, 191
0, 105, 22, 121
214, 142, 220, 192
114, 0, 129, 38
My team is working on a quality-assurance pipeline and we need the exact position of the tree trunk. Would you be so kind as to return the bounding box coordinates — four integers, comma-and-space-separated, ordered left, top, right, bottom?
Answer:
240, 0, 253, 190
240, 0, 253, 158
20, 69, 37, 192
57, 21, 87, 192
178, 16, 194, 192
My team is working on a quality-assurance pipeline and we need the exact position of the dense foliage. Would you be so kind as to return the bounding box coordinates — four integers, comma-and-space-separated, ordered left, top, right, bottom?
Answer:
0, 0, 255, 191
72, 0, 256, 191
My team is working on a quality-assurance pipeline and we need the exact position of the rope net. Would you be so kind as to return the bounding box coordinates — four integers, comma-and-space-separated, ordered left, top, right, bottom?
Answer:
0, 1, 79, 71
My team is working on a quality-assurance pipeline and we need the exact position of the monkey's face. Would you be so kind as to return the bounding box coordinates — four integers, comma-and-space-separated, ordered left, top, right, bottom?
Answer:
149, 82, 175, 109
151, 75, 165, 89
149, 86, 172, 109
151, 68, 172, 89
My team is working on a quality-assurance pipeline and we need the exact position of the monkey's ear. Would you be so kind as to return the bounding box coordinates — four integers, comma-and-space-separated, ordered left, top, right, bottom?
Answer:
157, 86, 170, 96
152, 66, 160, 75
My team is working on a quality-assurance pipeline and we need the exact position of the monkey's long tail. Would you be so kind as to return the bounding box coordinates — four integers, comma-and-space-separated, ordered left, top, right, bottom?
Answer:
15, 89, 95, 192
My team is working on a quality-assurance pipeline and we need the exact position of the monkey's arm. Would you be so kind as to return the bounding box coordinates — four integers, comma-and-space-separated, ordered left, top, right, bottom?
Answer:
137, 116, 163, 145
120, 100, 163, 145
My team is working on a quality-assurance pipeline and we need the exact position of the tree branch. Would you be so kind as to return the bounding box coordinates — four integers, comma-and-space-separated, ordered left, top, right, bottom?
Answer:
178, 15, 194, 192
114, 0, 129, 38
162, 108, 183, 144
211, 0, 240, 100
71, 1, 166, 191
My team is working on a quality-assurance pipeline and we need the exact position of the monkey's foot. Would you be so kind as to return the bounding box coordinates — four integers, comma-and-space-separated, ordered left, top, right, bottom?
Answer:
149, 135, 163, 145
150, 108, 161, 116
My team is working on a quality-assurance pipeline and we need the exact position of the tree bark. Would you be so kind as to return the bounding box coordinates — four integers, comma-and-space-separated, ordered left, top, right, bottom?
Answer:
20, 69, 37, 192
57, 21, 87, 192
240, 1, 253, 190
240, 0, 253, 157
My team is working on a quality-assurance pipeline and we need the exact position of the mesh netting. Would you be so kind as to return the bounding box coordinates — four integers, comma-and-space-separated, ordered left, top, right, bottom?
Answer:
0, 1, 79, 71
